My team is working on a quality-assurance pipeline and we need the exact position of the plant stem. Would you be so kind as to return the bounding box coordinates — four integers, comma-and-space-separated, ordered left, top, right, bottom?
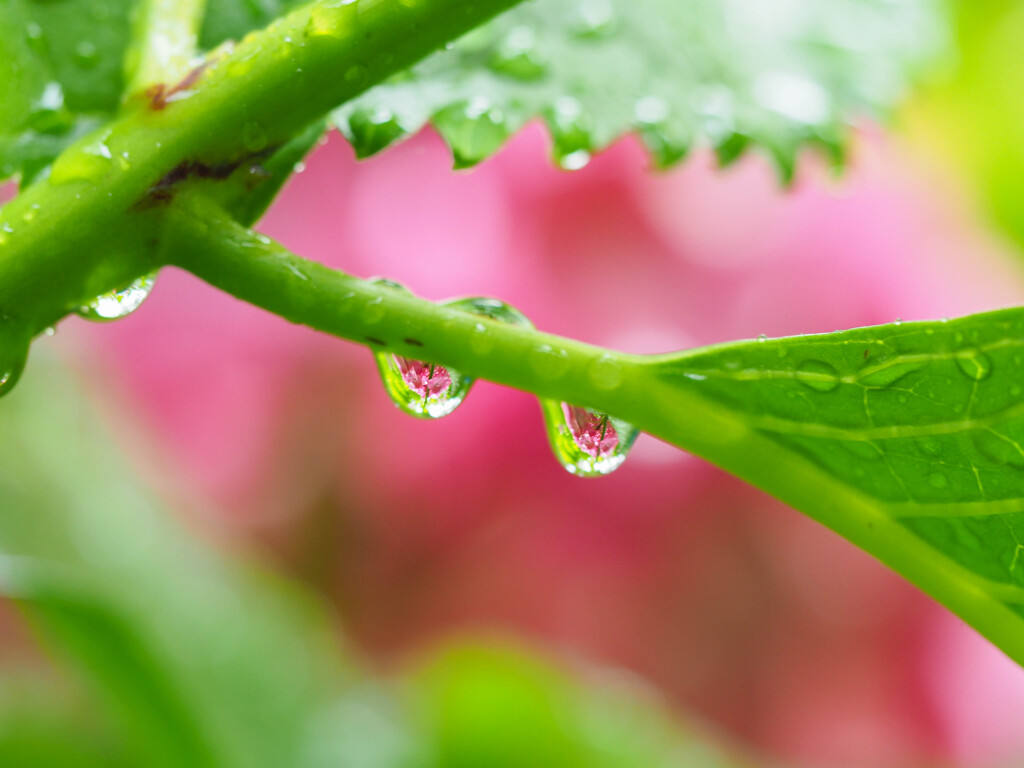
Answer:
124, 0, 208, 99
163, 196, 650, 413
0, 0, 527, 335
164, 198, 1024, 667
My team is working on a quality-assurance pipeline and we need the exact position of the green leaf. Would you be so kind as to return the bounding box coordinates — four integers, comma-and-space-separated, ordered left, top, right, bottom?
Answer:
334, 0, 947, 175
642, 308, 1024, 664
410, 642, 751, 768
0, 0, 135, 183
0, 351, 354, 768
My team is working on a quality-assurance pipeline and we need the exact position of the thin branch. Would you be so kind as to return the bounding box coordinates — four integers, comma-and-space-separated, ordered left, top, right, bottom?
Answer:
0, 0, 527, 333
123, 0, 208, 99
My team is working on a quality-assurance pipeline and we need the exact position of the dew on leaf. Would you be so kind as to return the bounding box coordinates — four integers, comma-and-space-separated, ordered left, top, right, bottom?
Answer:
973, 430, 1024, 469
955, 351, 993, 382
928, 472, 949, 490
548, 97, 593, 170
434, 97, 511, 169
73, 41, 99, 69
242, 122, 269, 153
572, 0, 618, 39
796, 359, 840, 392
76, 274, 156, 322
342, 106, 409, 158
541, 400, 638, 477
489, 26, 547, 81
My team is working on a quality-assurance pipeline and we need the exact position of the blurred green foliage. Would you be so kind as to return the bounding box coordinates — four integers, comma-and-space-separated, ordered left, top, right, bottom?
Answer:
913, 0, 1024, 248
0, 351, 749, 766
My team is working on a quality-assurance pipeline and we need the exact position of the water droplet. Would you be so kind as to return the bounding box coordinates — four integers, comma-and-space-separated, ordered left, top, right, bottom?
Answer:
973, 430, 1024, 469
375, 354, 470, 419
796, 360, 840, 392
488, 26, 546, 80
547, 97, 593, 170
434, 97, 511, 168
242, 122, 268, 153
73, 41, 99, 69
345, 64, 368, 84
541, 400, 637, 477
529, 344, 570, 379
956, 351, 993, 382
928, 472, 948, 490
50, 129, 114, 184
572, 0, 618, 38
756, 334, 768, 343
342, 106, 409, 158
76, 274, 156, 321
589, 354, 623, 390
0, 317, 30, 399
446, 296, 533, 327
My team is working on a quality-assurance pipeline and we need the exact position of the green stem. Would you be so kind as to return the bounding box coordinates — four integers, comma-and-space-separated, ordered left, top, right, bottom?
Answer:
124, 0, 209, 99
0, 0, 527, 334
163, 196, 649, 411
164, 198, 1024, 667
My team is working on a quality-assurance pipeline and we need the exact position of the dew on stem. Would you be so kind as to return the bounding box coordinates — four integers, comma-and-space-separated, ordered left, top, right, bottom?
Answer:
76, 274, 156, 322
372, 287, 533, 419
0, 317, 31, 399
541, 399, 638, 477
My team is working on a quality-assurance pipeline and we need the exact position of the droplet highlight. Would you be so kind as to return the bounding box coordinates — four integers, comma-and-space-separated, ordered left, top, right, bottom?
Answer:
76, 273, 156, 321
541, 400, 638, 477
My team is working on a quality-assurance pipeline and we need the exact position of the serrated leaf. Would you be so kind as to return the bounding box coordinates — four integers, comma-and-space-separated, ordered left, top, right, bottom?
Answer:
645, 308, 1024, 664
334, 0, 947, 174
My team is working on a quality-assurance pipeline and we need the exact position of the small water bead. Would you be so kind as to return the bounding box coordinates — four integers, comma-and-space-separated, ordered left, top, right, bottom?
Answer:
955, 351, 993, 382
242, 122, 269, 153
796, 359, 840, 393
572, 0, 618, 38
76, 273, 156, 321
488, 26, 547, 81
541, 400, 638, 477
589, 354, 623, 390
928, 472, 949, 490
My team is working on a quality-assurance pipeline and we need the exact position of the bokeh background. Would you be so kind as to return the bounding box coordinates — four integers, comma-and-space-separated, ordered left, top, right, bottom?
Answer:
5, 2, 1024, 766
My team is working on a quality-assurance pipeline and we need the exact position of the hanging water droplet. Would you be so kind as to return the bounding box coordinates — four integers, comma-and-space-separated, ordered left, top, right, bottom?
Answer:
488, 26, 547, 81
369, 279, 465, 419
0, 316, 31, 399
541, 400, 638, 477
547, 97, 593, 170
375, 354, 470, 419
76, 273, 156, 321
796, 359, 840, 392
433, 97, 511, 169
955, 351, 993, 382
341, 106, 409, 158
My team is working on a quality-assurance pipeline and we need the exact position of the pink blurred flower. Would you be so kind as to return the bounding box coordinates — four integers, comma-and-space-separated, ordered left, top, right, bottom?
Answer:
72, 124, 1024, 766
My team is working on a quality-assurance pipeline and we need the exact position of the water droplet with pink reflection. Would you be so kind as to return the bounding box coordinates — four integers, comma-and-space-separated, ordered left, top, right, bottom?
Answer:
541, 399, 638, 477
